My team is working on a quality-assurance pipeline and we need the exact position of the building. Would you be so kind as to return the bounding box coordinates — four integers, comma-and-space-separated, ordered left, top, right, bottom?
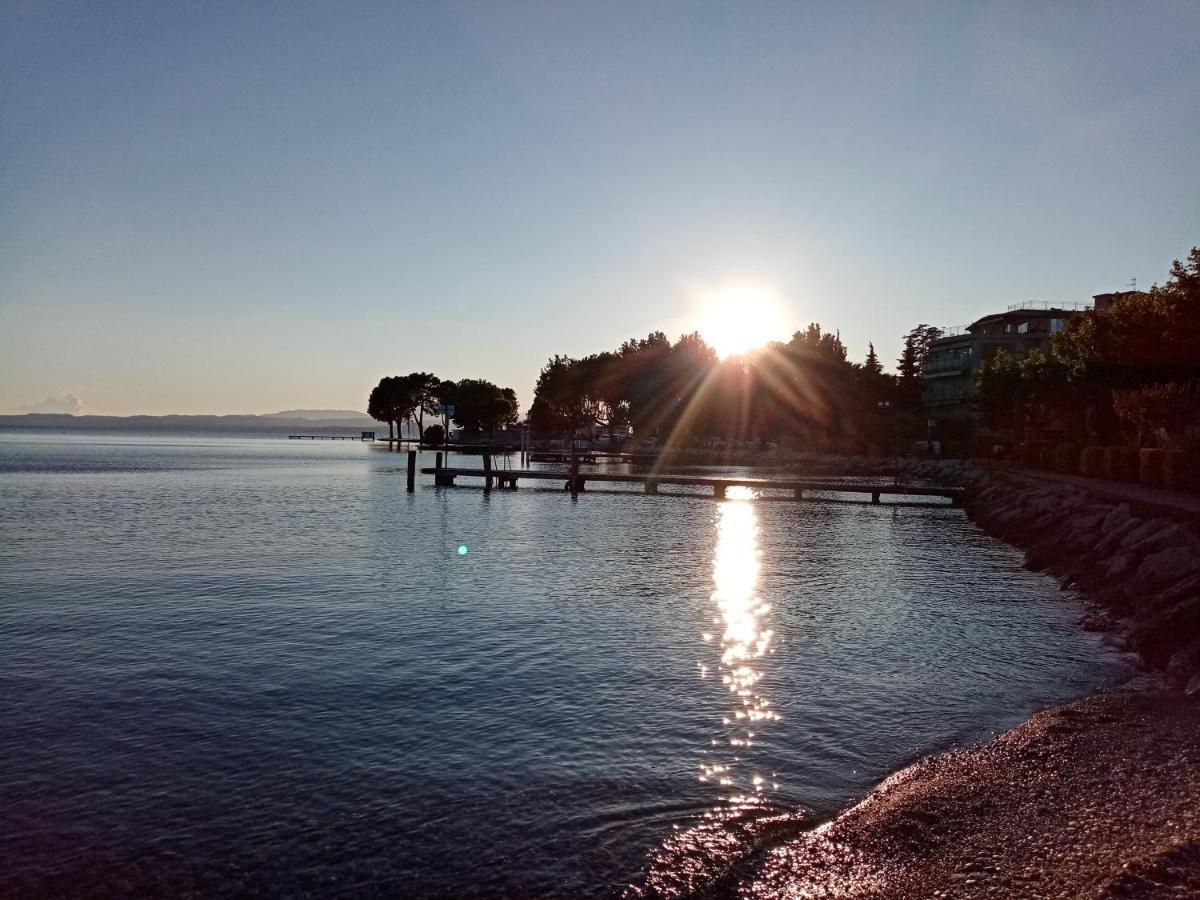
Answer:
922, 302, 1091, 423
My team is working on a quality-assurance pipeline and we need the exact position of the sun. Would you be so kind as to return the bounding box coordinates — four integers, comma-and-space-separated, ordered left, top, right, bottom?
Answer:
696, 284, 788, 359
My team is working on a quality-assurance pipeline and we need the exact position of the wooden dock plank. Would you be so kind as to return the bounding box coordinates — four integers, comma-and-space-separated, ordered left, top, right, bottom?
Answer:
417, 466, 962, 502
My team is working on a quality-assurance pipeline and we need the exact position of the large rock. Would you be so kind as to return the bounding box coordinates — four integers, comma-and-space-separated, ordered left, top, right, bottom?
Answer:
1129, 597, 1200, 670
1132, 547, 1200, 596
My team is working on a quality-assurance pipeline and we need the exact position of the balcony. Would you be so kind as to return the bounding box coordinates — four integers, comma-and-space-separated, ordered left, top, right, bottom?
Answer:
1005, 301, 1092, 312
922, 358, 974, 376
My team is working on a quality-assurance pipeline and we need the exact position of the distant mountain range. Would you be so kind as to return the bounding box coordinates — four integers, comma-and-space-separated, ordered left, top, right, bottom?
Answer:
264, 409, 372, 421
0, 409, 390, 434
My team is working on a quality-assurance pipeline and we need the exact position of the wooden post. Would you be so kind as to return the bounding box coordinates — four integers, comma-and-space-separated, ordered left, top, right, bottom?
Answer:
406, 450, 416, 491
794, 486, 803, 500
570, 450, 580, 494
483, 452, 493, 491
645, 478, 658, 495
714, 483, 726, 499
871, 491, 881, 504
435, 451, 452, 487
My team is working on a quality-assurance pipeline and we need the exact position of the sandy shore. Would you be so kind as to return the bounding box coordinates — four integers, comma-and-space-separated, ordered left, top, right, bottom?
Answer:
733, 689, 1200, 899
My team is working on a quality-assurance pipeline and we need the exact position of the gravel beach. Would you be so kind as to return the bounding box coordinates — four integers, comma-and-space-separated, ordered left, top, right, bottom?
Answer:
741, 689, 1200, 899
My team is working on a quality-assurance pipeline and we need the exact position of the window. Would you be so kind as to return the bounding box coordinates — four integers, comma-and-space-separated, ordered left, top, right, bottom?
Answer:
1017, 321, 1029, 334
1050, 318, 1064, 332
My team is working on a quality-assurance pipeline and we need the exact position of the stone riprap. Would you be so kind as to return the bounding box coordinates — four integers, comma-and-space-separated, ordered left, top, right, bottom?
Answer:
961, 470, 1200, 688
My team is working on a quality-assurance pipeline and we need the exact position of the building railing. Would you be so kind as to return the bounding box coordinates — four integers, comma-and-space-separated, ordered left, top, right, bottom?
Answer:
935, 326, 970, 338
1005, 301, 1092, 312
922, 359, 974, 374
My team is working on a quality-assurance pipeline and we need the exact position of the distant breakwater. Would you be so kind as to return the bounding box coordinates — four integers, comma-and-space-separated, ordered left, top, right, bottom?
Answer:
958, 468, 1200, 689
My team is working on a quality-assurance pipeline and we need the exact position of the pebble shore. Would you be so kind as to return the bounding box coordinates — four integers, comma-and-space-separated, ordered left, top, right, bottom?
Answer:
636, 463, 1200, 898
744, 690, 1200, 898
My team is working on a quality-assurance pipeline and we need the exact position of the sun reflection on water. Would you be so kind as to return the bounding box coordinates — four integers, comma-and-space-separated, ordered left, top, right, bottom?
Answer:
697, 486, 778, 808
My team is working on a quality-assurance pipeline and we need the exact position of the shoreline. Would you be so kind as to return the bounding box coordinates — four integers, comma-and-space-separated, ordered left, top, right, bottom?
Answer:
739, 687, 1200, 898
634, 462, 1200, 897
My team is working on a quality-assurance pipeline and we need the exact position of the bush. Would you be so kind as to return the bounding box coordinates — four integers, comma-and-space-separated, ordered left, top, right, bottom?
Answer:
1080, 446, 1106, 478
1104, 446, 1139, 482
1053, 443, 1080, 474
1139, 448, 1166, 487
1017, 444, 1039, 467
422, 424, 446, 444
1164, 451, 1200, 493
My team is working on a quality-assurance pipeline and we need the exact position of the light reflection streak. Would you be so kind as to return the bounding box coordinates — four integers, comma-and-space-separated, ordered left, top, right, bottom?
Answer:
697, 485, 779, 809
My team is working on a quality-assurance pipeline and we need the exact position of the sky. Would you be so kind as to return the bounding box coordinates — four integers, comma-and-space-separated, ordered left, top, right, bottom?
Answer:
2, 1, 1198, 416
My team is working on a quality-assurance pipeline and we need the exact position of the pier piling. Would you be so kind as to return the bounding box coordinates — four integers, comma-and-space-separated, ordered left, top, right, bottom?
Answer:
406, 450, 416, 491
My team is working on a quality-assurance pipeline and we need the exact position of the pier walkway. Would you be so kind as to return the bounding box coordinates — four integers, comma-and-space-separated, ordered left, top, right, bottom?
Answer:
416, 460, 961, 504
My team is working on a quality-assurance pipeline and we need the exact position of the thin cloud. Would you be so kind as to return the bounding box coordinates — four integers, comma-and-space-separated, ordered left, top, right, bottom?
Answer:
19, 394, 83, 415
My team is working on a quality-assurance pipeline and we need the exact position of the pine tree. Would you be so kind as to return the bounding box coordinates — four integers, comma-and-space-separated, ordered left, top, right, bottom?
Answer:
864, 342, 883, 375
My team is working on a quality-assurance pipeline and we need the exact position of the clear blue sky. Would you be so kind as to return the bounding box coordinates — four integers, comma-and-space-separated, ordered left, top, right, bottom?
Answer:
2, 1, 1197, 415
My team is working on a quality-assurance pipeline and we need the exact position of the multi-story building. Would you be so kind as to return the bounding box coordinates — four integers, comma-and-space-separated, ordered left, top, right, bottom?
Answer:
922, 301, 1091, 422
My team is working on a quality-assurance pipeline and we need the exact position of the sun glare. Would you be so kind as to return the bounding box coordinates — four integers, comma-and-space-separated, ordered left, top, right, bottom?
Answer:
696, 284, 788, 359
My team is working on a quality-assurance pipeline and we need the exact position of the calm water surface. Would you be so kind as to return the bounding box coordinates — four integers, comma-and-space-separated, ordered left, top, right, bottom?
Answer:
0, 432, 1126, 897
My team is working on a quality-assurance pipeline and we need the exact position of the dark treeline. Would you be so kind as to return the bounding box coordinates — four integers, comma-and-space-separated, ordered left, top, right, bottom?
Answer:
529, 326, 918, 454
977, 247, 1200, 452
368, 373, 518, 442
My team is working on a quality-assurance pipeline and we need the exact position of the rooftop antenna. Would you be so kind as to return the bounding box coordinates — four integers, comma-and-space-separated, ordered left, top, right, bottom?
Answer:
1127, 276, 1137, 291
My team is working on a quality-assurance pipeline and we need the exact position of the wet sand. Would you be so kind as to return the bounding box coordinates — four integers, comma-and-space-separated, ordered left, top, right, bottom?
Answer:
740, 689, 1200, 899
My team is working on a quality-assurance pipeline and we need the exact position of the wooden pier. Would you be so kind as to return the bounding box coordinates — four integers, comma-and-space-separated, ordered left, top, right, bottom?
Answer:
289, 432, 375, 441
410, 453, 962, 505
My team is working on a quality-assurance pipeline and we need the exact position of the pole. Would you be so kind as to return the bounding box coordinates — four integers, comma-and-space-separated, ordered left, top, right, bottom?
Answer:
484, 452, 493, 491
407, 450, 416, 492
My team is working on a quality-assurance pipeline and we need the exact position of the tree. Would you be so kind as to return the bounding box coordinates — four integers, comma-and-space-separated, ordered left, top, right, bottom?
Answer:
975, 348, 1024, 437
1112, 382, 1200, 448
896, 324, 943, 416
452, 379, 519, 435
1056, 246, 1200, 385
897, 324, 943, 381
422, 423, 446, 445
864, 342, 883, 376
404, 372, 441, 441
367, 382, 392, 441
530, 355, 592, 439
366, 375, 413, 441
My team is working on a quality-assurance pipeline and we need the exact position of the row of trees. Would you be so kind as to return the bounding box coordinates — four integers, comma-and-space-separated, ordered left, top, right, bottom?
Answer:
976, 246, 1200, 450
528, 326, 909, 453
367, 373, 518, 442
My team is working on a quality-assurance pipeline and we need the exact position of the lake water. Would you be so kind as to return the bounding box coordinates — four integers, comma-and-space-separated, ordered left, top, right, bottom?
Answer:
0, 432, 1127, 897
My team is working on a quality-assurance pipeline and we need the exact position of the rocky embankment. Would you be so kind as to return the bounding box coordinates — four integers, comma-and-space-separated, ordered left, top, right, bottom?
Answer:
632, 462, 1200, 899
958, 469, 1200, 688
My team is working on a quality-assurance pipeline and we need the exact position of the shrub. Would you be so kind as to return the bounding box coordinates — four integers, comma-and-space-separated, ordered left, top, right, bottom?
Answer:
1163, 451, 1200, 493
1139, 448, 1166, 487
1103, 446, 1139, 482
1080, 446, 1106, 478
1054, 442, 1080, 474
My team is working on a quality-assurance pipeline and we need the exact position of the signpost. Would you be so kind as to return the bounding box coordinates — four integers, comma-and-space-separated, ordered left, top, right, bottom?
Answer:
436, 405, 455, 457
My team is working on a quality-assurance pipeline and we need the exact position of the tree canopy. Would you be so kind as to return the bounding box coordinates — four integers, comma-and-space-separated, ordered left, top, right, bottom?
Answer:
367, 372, 519, 442
527, 325, 898, 453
